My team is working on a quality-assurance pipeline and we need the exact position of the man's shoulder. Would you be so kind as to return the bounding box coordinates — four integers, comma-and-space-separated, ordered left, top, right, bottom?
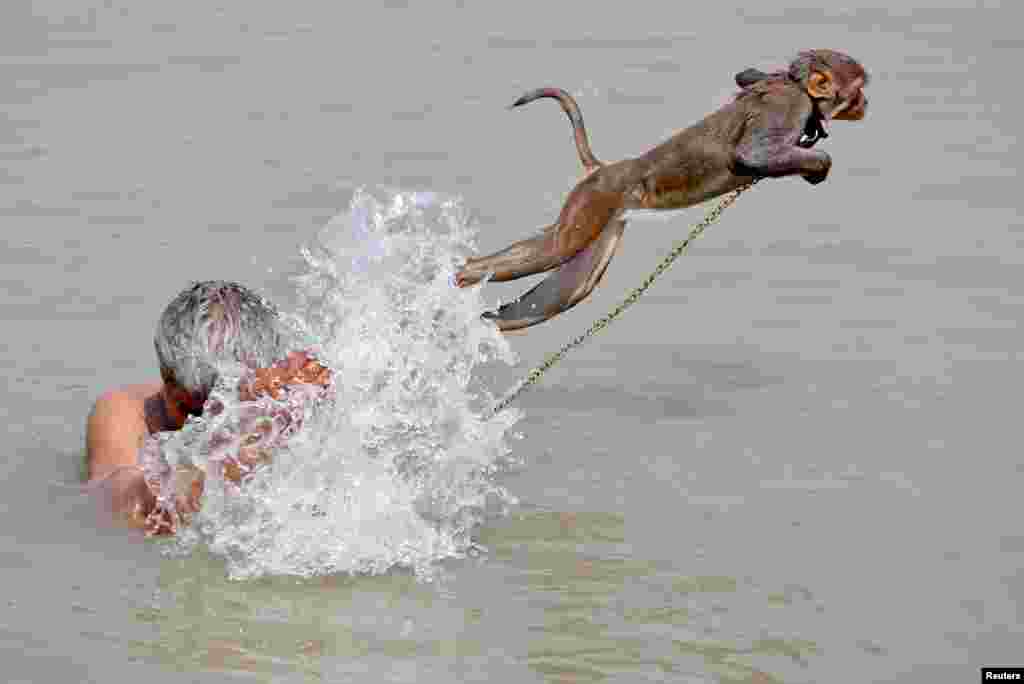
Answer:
88, 382, 160, 431
86, 382, 159, 480
96, 382, 162, 405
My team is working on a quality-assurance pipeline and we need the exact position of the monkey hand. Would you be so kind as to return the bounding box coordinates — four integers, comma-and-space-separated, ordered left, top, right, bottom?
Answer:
802, 154, 832, 185
803, 169, 828, 185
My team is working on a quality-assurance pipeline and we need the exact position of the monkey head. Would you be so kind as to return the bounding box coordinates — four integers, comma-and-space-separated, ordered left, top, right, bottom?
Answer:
799, 49, 869, 122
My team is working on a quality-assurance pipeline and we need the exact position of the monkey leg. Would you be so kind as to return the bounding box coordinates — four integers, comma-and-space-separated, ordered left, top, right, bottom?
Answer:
455, 182, 626, 330
483, 217, 627, 331
455, 224, 562, 287
455, 182, 622, 286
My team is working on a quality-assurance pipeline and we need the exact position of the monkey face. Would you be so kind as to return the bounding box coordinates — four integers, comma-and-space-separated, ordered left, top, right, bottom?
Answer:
830, 77, 867, 121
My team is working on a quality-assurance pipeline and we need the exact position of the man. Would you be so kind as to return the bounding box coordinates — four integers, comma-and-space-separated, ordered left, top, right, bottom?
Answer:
86, 280, 290, 528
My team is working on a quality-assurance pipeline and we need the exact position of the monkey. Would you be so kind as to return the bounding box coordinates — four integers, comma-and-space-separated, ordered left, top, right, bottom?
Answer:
454, 49, 869, 331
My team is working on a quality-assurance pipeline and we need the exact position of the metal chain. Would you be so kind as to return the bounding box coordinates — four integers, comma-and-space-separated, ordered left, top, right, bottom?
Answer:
488, 178, 759, 417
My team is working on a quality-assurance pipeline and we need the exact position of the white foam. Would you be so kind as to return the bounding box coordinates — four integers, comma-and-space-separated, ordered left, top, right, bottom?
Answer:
143, 187, 522, 580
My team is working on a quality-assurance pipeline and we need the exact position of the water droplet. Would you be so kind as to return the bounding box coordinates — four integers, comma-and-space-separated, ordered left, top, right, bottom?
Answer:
138, 187, 521, 580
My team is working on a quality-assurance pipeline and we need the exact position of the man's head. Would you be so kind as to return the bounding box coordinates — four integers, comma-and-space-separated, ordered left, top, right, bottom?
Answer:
154, 281, 285, 427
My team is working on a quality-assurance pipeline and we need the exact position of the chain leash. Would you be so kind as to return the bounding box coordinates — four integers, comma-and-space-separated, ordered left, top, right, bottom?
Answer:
487, 178, 759, 417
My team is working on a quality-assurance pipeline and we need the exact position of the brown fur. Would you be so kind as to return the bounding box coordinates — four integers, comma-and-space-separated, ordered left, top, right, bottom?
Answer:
457, 50, 869, 331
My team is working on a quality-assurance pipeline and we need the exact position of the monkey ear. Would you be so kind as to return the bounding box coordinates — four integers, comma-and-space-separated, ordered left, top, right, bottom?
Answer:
806, 69, 835, 100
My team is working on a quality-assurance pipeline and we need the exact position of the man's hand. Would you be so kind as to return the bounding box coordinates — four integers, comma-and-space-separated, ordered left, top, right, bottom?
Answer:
242, 351, 332, 400
142, 471, 204, 536
93, 465, 204, 536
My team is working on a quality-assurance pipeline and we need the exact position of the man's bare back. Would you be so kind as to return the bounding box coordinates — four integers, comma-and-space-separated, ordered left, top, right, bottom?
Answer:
87, 352, 332, 534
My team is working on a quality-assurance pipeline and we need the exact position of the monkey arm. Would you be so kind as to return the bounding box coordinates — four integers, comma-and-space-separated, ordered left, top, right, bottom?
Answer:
735, 142, 831, 184
733, 97, 831, 183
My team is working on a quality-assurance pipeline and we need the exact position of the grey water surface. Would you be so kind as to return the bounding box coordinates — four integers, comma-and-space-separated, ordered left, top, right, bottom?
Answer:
2, 1, 1022, 682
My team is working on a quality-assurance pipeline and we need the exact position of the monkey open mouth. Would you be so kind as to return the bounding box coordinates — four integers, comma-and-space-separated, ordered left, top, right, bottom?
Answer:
800, 106, 829, 148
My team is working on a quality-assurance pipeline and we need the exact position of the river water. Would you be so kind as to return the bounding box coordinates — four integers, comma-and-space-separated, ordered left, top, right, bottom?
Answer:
2, 1, 1022, 682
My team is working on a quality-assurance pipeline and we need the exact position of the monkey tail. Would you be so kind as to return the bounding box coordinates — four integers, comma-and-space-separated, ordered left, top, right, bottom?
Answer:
510, 88, 603, 173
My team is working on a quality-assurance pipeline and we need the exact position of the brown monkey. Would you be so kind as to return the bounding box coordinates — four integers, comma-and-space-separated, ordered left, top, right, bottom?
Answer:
455, 49, 869, 330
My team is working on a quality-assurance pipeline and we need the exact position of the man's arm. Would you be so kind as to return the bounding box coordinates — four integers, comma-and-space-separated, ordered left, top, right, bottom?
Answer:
86, 390, 149, 480
86, 389, 160, 526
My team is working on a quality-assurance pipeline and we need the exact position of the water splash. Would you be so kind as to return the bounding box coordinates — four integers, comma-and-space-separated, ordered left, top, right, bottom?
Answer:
141, 187, 522, 580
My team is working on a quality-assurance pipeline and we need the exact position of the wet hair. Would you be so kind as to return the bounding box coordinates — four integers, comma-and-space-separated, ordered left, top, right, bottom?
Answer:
154, 281, 286, 397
